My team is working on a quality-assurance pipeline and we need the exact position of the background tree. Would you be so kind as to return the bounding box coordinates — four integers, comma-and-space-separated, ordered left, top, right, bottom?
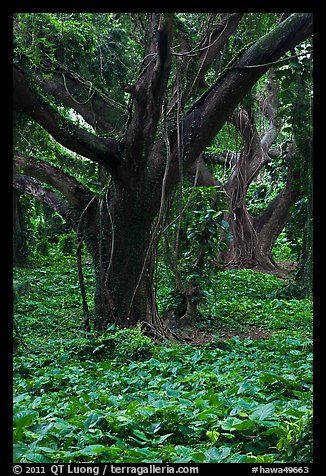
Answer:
13, 13, 313, 333
184, 38, 312, 274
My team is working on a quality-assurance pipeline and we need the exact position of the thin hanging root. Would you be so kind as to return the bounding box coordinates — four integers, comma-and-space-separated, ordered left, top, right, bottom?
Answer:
39, 308, 84, 346
98, 196, 106, 317
76, 196, 97, 333
104, 186, 115, 289
77, 240, 91, 333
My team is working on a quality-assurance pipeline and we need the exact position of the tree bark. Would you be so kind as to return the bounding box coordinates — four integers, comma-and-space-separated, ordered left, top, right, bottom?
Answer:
77, 189, 165, 333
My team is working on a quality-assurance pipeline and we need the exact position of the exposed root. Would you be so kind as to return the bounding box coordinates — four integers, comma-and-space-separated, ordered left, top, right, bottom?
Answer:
140, 318, 186, 343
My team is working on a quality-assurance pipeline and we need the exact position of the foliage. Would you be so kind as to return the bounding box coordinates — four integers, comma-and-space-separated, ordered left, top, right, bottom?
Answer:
13, 13, 312, 284
14, 13, 133, 94
195, 269, 312, 338
160, 185, 232, 317
18, 195, 76, 265
272, 231, 301, 262
13, 258, 94, 347
14, 261, 312, 463
185, 188, 232, 263
42, 328, 155, 363
290, 65, 313, 297
107, 328, 155, 361
272, 42, 313, 291
13, 336, 312, 463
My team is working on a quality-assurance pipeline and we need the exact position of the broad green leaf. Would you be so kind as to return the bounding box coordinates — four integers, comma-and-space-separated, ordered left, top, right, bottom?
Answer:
220, 416, 242, 431
237, 379, 254, 394
35, 445, 57, 454
173, 445, 194, 463
151, 399, 167, 408
14, 410, 38, 429
233, 419, 256, 431
137, 406, 155, 417
13, 443, 28, 462
206, 429, 220, 443
84, 413, 107, 429
205, 446, 231, 462
191, 452, 206, 462
149, 422, 162, 433
24, 453, 53, 463
132, 429, 150, 442
191, 351, 202, 363
249, 403, 276, 421
53, 419, 76, 431
73, 445, 107, 456
177, 424, 197, 437
155, 433, 173, 444
13, 393, 29, 404
30, 422, 54, 436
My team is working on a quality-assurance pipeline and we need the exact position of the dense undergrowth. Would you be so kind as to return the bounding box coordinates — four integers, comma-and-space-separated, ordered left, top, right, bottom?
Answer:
13, 257, 313, 463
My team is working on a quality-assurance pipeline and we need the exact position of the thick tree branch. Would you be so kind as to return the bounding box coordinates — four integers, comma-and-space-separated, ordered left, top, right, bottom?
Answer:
14, 151, 91, 209
189, 13, 243, 94
186, 155, 222, 188
167, 14, 242, 116
258, 68, 282, 153
35, 67, 128, 134
165, 18, 194, 116
124, 13, 173, 170
13, 64, 122, 175
165, 13, 312, 194
252, 160, 300, 240
13, 175, 79, 228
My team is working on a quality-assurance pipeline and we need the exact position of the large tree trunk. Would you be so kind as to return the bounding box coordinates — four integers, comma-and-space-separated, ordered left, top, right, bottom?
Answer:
222, 184, 299, 272
188, 129, 300, 273
221, 154, 300, 272
79, 183, 164, 332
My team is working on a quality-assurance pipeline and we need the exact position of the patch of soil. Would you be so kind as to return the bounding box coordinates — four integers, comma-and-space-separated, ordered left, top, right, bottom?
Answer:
250, 261, 299, 278
173, 325, 270, 345
278, 261, 299, 273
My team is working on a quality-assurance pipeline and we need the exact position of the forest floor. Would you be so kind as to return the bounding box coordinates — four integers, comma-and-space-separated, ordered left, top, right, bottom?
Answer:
173, 325, 270, 346
172, 260, 298, 345
13, 257, 313, 464
251, 260, 299, 278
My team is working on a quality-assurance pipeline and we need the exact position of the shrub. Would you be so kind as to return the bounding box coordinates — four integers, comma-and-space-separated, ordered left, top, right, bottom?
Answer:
113, 328, 155, 361
59, 328, 155, 362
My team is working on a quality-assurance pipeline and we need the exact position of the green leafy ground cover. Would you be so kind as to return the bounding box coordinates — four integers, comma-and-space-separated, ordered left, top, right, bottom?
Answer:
13, 260, 313, 463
